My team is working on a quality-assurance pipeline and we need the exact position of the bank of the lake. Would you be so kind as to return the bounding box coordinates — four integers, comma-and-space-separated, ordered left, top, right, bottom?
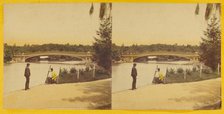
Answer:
112, 78, 221, 110
4, 79, 111, 109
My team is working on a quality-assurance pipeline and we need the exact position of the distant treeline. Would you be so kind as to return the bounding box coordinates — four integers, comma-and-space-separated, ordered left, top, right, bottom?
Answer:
112, 43, 199, 54
4, 43, 93, 55
4, 43, 199, 55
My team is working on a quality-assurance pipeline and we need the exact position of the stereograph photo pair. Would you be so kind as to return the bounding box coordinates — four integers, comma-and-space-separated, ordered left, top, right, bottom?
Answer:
3, 3, 221, 110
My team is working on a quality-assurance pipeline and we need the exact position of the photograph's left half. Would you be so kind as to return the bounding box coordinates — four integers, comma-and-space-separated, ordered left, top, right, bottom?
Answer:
3, 3, 112, 109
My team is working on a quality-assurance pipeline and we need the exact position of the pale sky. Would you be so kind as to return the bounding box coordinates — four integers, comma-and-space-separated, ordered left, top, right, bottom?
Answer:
4, 3, 209, 46
113, 3, 207, 46
4, 3, 100, 46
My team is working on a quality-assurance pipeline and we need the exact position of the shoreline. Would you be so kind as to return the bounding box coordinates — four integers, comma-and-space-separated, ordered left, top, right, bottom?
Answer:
4, 78, 111, 109
112, 78, 221, 110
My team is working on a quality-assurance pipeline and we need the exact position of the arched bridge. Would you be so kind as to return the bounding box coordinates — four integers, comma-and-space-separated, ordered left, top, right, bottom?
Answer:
121, 52, 199, 62
13, 52, 92, 62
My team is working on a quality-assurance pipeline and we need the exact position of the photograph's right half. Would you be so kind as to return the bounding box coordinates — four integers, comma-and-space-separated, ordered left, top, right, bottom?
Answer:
112, 3, 221, 110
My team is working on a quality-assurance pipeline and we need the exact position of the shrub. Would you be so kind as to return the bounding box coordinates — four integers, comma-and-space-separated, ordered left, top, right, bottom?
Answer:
192, 67, 197, 72
168, 68, 175, 74
57, 73, 78, 84
186, 68, 192, 75
89, 64, 94, 69
79, 69, 85, 75
79, 71, 93, 82
177, 68, 184, 74
202, 68, 212, 74
56, 65, 111, 84
96, 67, 110, 75
70, 67, 77, 73
85, 66, 90, 72
60, 68, 68, 77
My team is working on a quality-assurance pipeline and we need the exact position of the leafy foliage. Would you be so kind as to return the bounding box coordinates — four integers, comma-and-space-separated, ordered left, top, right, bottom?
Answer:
205, 3, 214, 20
192, 67, 197, 72
70, 67, 77, 74
186, 68, 192, 75
4, 44, 13, 63
195, 4, 199, 15
59, 68, 69, 77
202, 67, 213, 74
57, 67, 110, 84
165, 67, 220, 84
177, 68, 184, 74
199, 15, 221, 71
112, 44, 122, 61
89, 3, 112, 20
195, 3, 221, 20
168, 68, 175, 74
4, 43, 93, 55
93, 17, 112, 71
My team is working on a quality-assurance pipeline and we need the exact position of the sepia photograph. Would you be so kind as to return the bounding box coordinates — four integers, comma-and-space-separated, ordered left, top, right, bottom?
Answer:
3, 3, 112, 109
2, 2, 222, 111
112, 3, 221, 110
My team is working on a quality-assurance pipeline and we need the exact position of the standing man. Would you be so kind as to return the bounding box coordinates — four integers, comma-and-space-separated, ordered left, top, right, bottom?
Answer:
24, 63, 31, 90
131, 63, 137, 90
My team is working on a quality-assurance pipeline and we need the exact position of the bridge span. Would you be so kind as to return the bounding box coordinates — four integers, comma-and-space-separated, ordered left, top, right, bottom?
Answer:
120, 52, 199, 62
12, 52, 92, 62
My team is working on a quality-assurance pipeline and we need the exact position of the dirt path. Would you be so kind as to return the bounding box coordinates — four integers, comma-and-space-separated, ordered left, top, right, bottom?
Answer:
112, 78, 221, 110
4, 79, 111, 109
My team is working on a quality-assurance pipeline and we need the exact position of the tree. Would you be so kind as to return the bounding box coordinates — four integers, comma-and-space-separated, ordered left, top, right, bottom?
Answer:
93, 17, 112, 71
112, 44, 121, 61
89, 3, 112, 20
4, 43, 13, 63
199, 15, 221, 71
90, 3, 112, 71
195, 3, 221, 20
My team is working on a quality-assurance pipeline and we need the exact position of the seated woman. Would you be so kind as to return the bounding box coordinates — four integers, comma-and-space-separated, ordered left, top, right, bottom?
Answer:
46, 68, 58, 84
152, 68, 164, 84
51, 68, 57, 82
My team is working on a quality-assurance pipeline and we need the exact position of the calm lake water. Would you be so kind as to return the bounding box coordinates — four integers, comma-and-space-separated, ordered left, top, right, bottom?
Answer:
4, 62, 86, 94
112, 62, 194, 93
